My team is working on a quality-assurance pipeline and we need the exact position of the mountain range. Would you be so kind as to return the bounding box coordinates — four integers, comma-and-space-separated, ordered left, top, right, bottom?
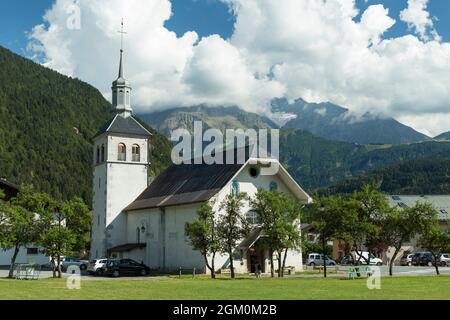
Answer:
272, 98, 430, 145
1, 45, 450, 202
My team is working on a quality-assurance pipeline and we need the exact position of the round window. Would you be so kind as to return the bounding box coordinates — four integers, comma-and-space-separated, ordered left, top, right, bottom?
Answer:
249, 167, 260, 178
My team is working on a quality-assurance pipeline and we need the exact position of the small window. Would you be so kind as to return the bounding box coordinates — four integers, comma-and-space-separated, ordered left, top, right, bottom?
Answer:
231, 180, 240, 197
118, 143, 126, 161
27, 248, 38, 255
136, 227, 141, 244
132, 144, 140, 162
101, 144, 105, 162
269, 181, 278, 192
96, 146, 100, 164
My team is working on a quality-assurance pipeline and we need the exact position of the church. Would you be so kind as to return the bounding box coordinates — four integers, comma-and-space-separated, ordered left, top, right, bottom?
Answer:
90, 45, 313, 275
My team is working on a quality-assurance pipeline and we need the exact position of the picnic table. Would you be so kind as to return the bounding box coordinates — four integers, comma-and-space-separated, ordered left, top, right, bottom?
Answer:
14, 264, 41, 280
347, 265, 373, 279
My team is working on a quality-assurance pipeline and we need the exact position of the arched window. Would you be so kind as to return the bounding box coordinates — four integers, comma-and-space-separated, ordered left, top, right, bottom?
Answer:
118, 143, 126, 161
136, 227, 141, 244
96, 146, 100, 164
101, 144, 105, 163
231, 180, 240, 197
132, 144, 140, 162
269, 181, 278, 192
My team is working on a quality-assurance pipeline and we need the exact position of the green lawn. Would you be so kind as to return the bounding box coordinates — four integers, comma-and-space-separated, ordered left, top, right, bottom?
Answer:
0, 276, 449, 300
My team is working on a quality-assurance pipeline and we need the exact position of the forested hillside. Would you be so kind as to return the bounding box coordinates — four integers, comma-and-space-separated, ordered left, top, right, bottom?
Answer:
0, 46, 172, 204
279, 129, 450, 190
319, 158, 450, 195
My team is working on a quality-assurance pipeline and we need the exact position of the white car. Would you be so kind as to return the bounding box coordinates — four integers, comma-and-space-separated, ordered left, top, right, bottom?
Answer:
87, 259, 109, 276
439, 253, 450, 267
352, 251, 383, 266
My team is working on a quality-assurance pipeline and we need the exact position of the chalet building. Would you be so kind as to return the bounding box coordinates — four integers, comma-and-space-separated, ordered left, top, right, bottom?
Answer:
90, 44, 313, 274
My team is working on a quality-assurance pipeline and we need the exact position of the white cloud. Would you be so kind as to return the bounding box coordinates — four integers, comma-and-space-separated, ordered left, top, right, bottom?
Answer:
400, 0, 441, 42
28, 0, 450, 136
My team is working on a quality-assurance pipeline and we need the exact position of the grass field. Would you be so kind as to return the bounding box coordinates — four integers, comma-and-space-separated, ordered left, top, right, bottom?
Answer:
0, 276, 449, 300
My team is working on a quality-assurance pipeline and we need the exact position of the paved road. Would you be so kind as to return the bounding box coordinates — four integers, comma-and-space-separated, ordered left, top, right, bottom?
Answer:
1, 266, 449, 280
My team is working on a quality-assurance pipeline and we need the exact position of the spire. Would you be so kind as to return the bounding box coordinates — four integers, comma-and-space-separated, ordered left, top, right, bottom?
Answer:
112, 19, 132, 117
118, 49, 124, 78
118, 18, 126, 78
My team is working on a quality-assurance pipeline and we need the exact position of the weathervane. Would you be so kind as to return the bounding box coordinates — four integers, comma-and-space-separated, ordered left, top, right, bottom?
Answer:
118, 18, 127, 52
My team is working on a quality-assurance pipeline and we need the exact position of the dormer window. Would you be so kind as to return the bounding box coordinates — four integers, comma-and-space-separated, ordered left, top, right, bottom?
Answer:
132, 144, 140, 162
118, 143, 126, 161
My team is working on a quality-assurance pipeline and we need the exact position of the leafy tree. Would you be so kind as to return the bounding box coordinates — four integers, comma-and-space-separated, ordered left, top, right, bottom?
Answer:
40, 226, 76, 278
305, 195, 354, 277
250, 189, 303, 277
60, 197, 91, 255
217, 193, 249, 279
1, 205, 41, 278
383, 202, 438, 276
185, 202, 220, 279
351, 185, 392, 265
1, 189, 56, 278
419, 224, 450, 275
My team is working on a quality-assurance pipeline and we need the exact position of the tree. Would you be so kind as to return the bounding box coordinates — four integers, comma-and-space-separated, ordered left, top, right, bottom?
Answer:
351, 184, 391, 265
2, 189, 55, 278
305, 195, 353, 278
40, 226, 76, 278
250, 189, 303, 278
1, 205, 41, 278
419, 224, 450, 275
185, 202, 220, 279
40, 197, 91, 278
383, 202, 438, 276
217, 193, 249, 279
60, 197, 91, 255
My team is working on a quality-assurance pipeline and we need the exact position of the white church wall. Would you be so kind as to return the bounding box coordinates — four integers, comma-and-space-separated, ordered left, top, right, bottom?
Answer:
164, 204, 205, 271
91, 158, 107, 259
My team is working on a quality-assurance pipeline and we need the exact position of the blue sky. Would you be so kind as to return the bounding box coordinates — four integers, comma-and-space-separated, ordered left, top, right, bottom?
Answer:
1, 0, 449, 57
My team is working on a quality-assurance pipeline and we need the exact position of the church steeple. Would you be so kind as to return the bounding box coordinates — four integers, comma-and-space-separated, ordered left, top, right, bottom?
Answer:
112, 20, 132, 117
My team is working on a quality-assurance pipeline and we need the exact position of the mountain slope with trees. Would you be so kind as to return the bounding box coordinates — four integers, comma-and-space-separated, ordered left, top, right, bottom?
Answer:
0, 46, 172, 205
318, 158, 450, 195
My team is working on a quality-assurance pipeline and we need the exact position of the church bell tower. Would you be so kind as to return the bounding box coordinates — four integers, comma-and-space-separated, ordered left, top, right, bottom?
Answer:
90, 21, 151, 259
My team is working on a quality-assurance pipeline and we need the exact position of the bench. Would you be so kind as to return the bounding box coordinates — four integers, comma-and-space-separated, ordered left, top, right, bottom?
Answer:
347, 266, 372, 279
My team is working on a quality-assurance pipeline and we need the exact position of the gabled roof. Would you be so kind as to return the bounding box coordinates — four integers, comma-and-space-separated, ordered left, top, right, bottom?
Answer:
124, 162, 245, 211
125, 146, 254, 211
94, 114, 152, 138
124, 146, 312, 212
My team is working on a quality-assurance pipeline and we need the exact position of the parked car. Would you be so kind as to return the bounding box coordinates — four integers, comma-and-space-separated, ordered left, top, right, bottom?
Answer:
352, 251, 383, 266
61, 257, 89, 271
104, 259, 150, 277
412, 252, 434, 266
340, 252, 383, 266
306, 253, 336, 267
87, 259, 109, 276
439, 253, 450, 267
400, 253, 415, 266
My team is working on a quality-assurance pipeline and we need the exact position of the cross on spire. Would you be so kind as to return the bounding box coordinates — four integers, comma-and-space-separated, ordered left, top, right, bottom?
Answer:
117, 19, 127, 78
118, 18, 127, 53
